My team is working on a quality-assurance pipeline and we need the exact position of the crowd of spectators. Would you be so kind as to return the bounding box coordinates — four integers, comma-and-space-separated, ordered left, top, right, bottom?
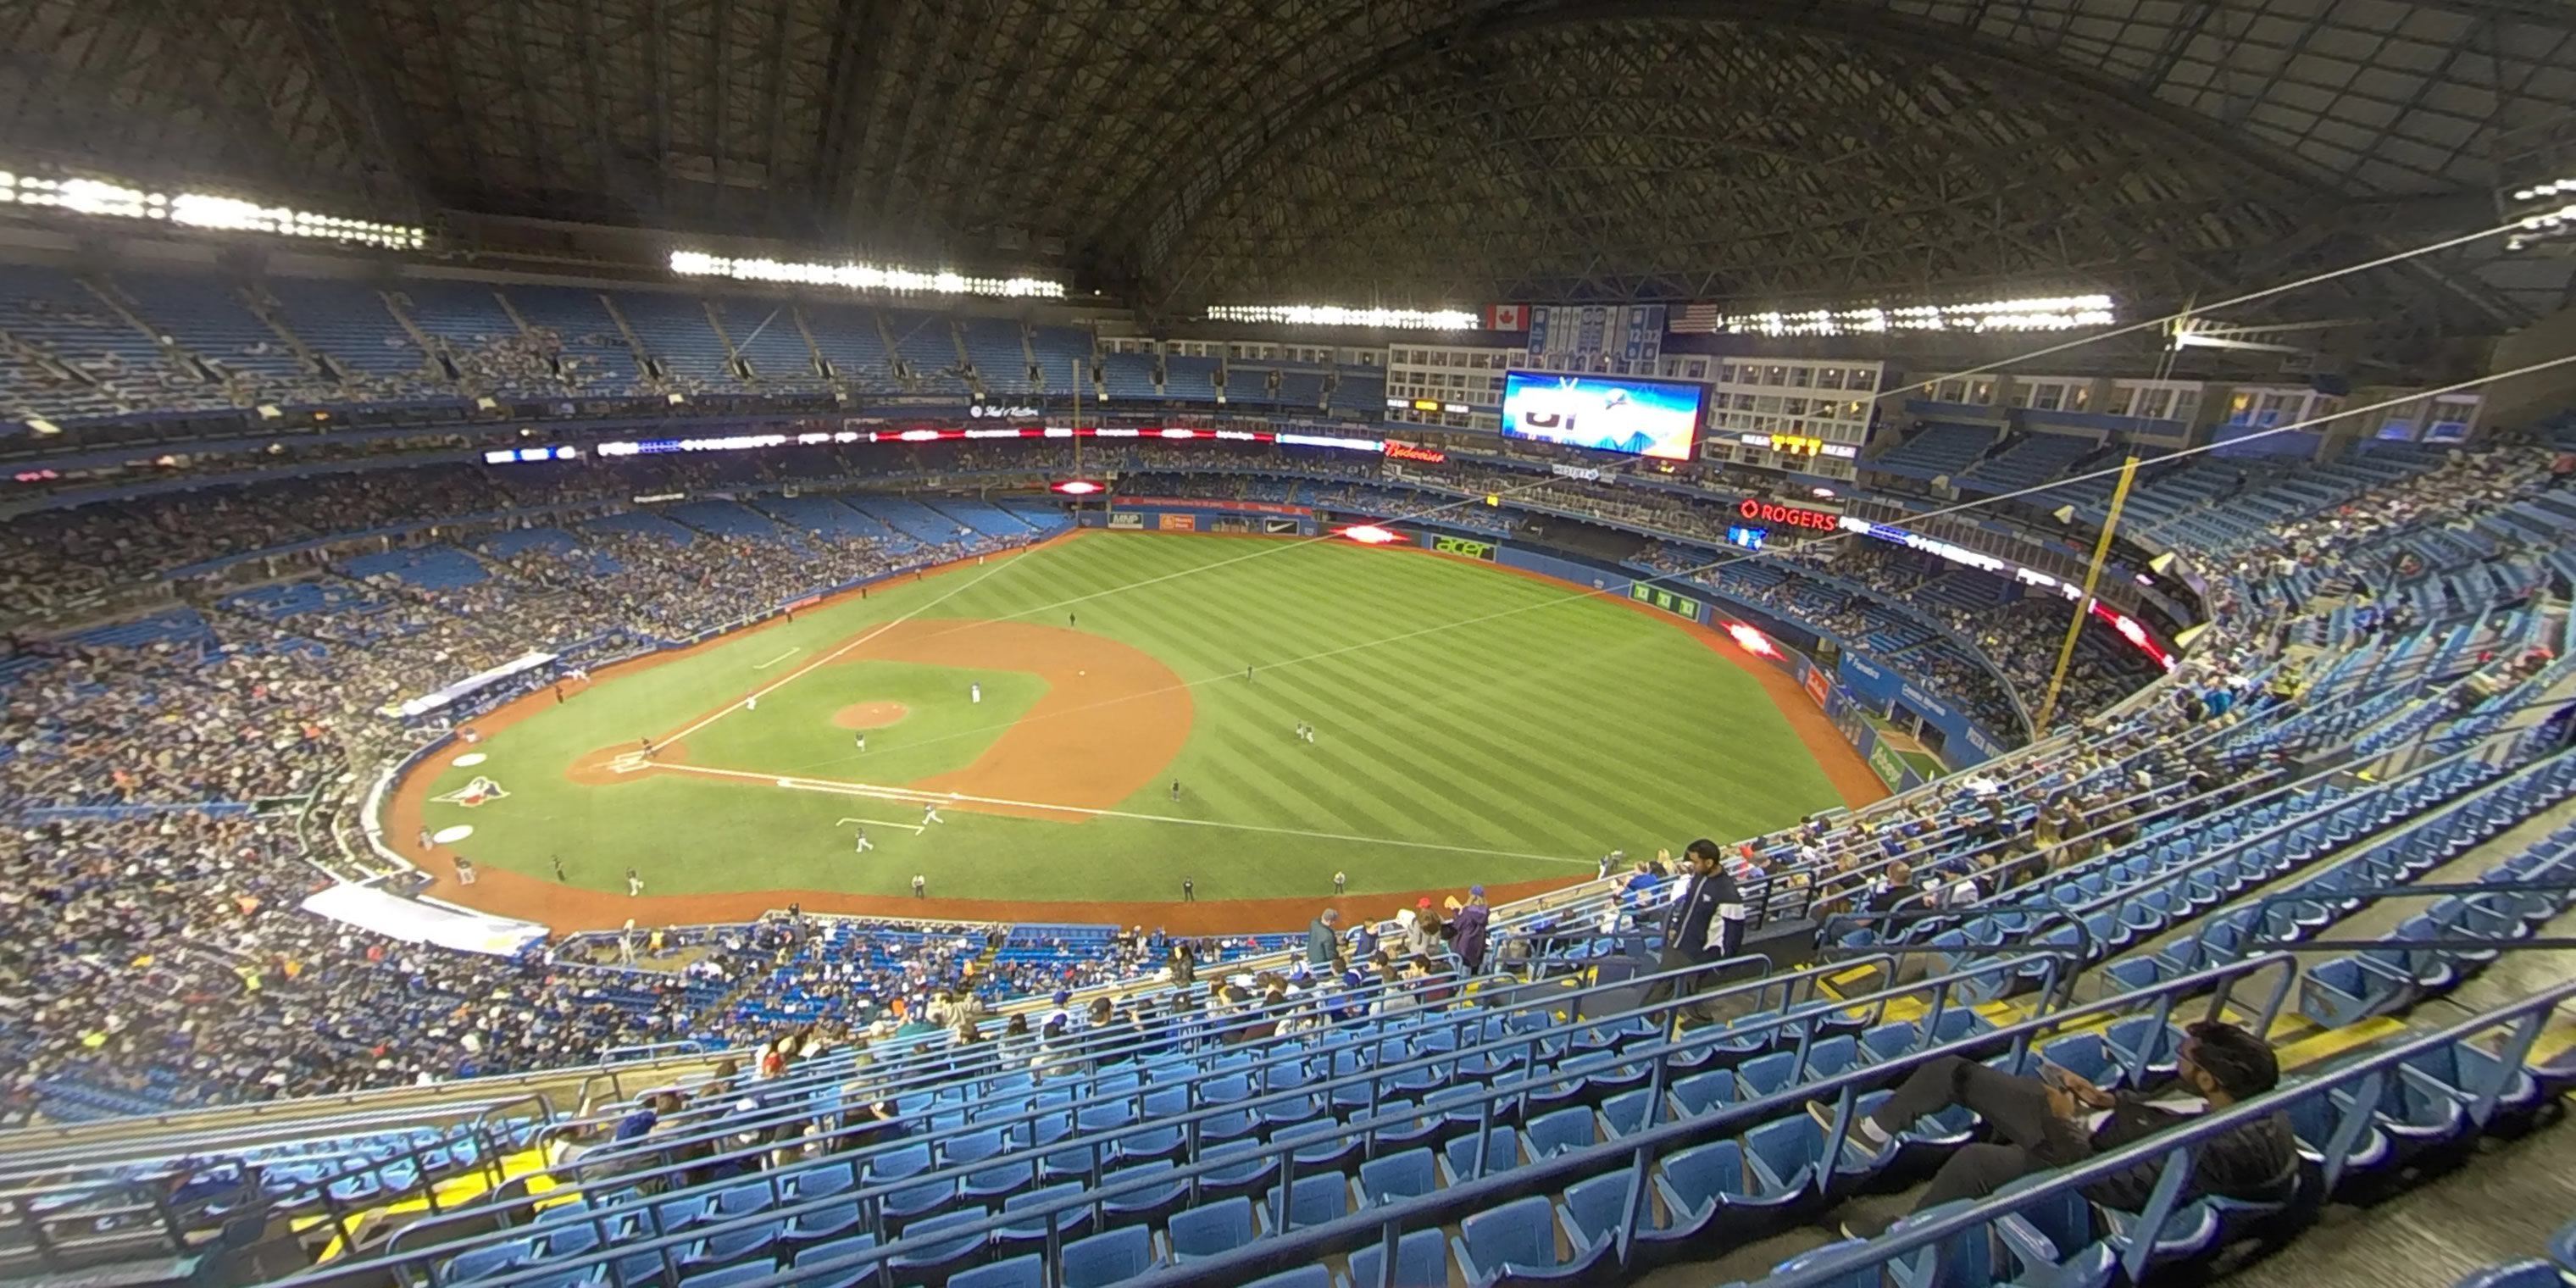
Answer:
1, 421, 2562, 1122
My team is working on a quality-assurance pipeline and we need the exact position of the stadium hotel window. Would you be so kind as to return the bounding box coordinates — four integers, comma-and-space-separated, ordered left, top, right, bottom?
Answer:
1764, 364, 1787, 386
1785, 397, 1807, 415
1850, 369, 1875, 390
2030, 384, 2062, 411
1935, 380, 1965, 402
1790, 366, 1813, 387
1969, 379, 1995, 403
1817, 368, 1845, 391
1716, 363, 1737, 383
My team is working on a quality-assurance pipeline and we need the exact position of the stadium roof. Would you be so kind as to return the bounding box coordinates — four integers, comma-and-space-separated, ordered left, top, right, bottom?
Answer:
3, 0, 2570, 347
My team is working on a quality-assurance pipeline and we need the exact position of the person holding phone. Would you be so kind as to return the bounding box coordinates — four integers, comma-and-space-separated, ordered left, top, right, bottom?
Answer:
1813, 1019, 2297, 1234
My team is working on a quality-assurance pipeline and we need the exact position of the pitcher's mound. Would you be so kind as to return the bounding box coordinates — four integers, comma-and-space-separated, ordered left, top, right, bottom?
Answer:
832, 702, 912, 730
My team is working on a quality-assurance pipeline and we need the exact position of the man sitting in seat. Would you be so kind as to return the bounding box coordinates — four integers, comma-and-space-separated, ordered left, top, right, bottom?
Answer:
1818, 1019, 2299, 1235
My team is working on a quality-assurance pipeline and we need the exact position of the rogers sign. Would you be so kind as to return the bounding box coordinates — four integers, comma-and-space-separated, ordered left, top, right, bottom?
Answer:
1738, 497, 1840, 531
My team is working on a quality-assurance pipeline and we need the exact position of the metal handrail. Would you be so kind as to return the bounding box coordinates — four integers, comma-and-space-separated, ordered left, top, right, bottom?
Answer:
330, 948, 1950, 1286
1752, 974, 2576, 1287
370, 953, 2069, 1288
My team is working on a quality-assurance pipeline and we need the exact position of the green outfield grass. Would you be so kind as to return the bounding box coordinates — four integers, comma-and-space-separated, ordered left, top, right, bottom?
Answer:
413, 531, 1849, 903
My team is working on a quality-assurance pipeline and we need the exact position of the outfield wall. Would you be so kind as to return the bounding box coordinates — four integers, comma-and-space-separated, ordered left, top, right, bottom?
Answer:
1081, 502, 1956, 786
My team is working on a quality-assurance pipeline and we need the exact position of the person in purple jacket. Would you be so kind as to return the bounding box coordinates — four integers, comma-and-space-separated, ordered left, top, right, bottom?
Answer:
1450, 886, 1492, 974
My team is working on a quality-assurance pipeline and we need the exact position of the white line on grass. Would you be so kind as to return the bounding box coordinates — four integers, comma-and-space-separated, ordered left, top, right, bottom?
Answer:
669, 762, 1595, 866
833, 815, 928, 834
663, 553, 1030, 746
752, 647, 802, 669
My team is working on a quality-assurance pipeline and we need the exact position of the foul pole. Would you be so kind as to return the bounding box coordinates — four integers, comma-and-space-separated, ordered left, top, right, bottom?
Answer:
2034, 454, 2140, 735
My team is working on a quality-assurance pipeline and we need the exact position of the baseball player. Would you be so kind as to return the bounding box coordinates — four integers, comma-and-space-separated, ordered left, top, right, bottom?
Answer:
969, 681, 982, 704
853, 827, 874, 854
855, 732, 868, 752
744, 695, 758, 712
923, 801, 944, 825
625, 869, 644, 897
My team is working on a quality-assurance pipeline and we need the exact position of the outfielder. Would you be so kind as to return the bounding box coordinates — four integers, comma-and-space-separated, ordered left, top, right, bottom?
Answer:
923, 802, 944, 825
853, 827, 874, 854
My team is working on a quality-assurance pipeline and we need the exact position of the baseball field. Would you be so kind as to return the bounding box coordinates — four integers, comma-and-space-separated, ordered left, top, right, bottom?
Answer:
392, 530, 1882, 930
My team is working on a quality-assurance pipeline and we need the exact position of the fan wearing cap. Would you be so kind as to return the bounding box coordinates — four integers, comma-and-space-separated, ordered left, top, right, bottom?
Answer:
1450, 886, 1492, 974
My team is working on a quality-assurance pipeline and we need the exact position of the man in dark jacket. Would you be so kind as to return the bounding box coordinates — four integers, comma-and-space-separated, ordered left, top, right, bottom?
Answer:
1817, 1019, 2297, 1231
1638, 840, 1747, 1015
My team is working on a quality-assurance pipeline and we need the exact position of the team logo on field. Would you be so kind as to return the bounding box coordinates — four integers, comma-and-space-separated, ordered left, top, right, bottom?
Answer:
435, 776, 509, 808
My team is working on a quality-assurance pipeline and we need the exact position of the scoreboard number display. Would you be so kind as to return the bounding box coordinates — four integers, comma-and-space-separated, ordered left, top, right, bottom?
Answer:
1628, 582, 1703, 621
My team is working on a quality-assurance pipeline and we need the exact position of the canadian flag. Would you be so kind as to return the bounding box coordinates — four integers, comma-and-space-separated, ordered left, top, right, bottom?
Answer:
1486, 303, 1527, 331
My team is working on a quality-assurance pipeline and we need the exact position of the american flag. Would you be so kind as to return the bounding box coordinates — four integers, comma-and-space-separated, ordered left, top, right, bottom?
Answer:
1670, 303, 1724, 333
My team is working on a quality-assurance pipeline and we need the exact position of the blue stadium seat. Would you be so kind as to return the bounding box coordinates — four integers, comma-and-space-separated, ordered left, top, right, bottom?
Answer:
1060, 1224, 1160, 1288
1163, 1196, 1255, 1262
1353, 1147, 1437, 1208
1452, 1194, 1593, 1286
1345, 1228, 1449, 1288
950, 1253, 1045, 1288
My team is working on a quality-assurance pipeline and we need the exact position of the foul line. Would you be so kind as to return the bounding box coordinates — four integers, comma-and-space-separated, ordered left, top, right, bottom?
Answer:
661, 761, 1596, 867
663, 554, 1028, 746
752, 647, 802, 669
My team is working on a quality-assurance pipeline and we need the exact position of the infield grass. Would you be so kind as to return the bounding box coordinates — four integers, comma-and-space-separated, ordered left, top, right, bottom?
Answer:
414, 531, 1848, 903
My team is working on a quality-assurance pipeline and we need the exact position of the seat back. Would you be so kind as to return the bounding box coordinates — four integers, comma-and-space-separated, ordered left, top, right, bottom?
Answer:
1346, 1228, 1449, 1288
1460, 1196, 1557, 1273
1166, 1196, 1255, 1260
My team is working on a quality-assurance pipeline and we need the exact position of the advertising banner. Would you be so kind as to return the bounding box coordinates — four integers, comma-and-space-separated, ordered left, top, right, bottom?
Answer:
1802, 663, 1834, 708
1158, 513, 1197, 531
1108, 512, 1144, 530
1866, 741, 1910, 789
1116, 497, 1310, 516
1263, 518, 1301, 535
1428, 533, 1498, 561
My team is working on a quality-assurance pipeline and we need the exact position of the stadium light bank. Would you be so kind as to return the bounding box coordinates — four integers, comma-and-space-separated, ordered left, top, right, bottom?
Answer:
0, 168, 422, 250
669, 250, 1064, 299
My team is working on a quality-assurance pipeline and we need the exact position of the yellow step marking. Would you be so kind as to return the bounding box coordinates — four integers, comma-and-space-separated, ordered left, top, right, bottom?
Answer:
310, 1146, 553, 1262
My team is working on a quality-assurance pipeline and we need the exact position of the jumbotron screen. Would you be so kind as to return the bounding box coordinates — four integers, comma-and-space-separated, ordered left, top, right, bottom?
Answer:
1499, 371, 1705, 461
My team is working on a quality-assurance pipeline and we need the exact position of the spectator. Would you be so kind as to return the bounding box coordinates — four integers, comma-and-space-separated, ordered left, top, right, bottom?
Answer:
1820, 1020, 2296, 1231
1306, 908, 1342, 972
1450, 886, 1491, 974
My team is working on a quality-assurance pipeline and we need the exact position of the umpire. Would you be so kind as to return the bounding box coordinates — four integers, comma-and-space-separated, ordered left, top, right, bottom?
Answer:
1638, 839, 1748, 1020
